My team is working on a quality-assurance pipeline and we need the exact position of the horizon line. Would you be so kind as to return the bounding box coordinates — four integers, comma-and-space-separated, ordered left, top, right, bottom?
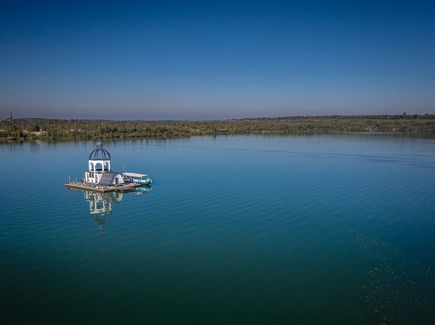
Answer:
3, 113, 435, 123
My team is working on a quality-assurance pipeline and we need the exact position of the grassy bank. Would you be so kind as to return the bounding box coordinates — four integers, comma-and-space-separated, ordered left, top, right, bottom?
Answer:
1, 115, 435, 142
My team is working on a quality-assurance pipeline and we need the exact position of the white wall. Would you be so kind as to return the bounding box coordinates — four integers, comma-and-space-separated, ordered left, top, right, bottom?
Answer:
87, 159, 111, 184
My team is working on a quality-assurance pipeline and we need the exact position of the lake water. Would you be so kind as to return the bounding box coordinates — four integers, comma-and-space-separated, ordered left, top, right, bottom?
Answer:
1, 135, 435, 324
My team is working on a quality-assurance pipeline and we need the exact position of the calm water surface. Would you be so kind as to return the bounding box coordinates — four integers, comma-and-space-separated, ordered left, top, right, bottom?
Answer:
1, 135, 435, 324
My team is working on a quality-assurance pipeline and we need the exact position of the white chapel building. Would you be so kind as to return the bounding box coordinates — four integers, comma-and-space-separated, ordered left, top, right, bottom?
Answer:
85, 144, 124, 187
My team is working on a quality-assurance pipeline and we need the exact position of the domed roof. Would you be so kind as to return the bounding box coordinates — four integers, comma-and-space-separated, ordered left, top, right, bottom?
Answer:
89, 143, 111, 160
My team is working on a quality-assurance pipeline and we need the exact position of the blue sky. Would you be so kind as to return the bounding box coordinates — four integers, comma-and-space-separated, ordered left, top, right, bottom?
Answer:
1, 0, 434, 119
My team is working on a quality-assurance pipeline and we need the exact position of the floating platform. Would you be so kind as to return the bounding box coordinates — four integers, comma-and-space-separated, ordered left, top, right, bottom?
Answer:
65, 181, 144, 193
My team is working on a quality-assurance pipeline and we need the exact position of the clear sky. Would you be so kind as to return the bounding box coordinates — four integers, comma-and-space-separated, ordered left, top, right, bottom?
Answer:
1, 0, 434, 120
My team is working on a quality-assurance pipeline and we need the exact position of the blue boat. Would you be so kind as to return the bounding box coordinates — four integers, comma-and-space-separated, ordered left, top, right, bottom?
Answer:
122, 172, 153, 186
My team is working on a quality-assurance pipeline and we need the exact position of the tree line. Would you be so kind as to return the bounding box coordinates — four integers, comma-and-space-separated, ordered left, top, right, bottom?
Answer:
1, 115, 435, 142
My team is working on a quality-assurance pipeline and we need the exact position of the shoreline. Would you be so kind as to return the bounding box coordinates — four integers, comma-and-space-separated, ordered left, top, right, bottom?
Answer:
1, 115, 435, 142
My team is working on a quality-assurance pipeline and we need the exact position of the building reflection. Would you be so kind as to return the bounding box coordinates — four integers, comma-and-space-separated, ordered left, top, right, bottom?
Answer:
81, 187, 151, 230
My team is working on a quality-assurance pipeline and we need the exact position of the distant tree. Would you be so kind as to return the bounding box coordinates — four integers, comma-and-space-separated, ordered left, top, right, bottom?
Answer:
31, 124, 41, 132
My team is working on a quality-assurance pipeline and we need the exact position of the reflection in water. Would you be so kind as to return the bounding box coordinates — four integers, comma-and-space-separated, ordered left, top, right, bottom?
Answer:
84, 191, 122, 230
82, 187, 151, 230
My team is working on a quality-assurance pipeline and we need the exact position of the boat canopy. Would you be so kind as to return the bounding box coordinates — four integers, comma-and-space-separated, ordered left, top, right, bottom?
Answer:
123, 172, 148, 178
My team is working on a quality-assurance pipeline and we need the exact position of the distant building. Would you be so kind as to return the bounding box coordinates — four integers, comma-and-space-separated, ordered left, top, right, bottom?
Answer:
2, 112, 13, 122
84, 143, 124, 186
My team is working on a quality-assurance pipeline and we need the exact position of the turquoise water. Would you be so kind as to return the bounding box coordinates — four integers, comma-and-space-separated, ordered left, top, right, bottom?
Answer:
1, 135, 435, 324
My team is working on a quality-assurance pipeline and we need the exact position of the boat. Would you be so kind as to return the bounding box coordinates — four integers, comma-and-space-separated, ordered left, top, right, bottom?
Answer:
122, 172, 153, 186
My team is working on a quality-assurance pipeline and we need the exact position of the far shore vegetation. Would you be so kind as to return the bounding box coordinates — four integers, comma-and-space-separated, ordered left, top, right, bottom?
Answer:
1, 114, 435, 142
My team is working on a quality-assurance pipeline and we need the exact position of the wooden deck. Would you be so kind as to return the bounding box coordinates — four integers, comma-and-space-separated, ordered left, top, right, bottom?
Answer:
65, 181, 144, 192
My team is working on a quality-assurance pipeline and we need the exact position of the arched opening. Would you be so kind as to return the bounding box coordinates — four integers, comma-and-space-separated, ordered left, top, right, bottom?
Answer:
95, 162, 103, 172
104, 162, 110, 171
89, 162, 94, 171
